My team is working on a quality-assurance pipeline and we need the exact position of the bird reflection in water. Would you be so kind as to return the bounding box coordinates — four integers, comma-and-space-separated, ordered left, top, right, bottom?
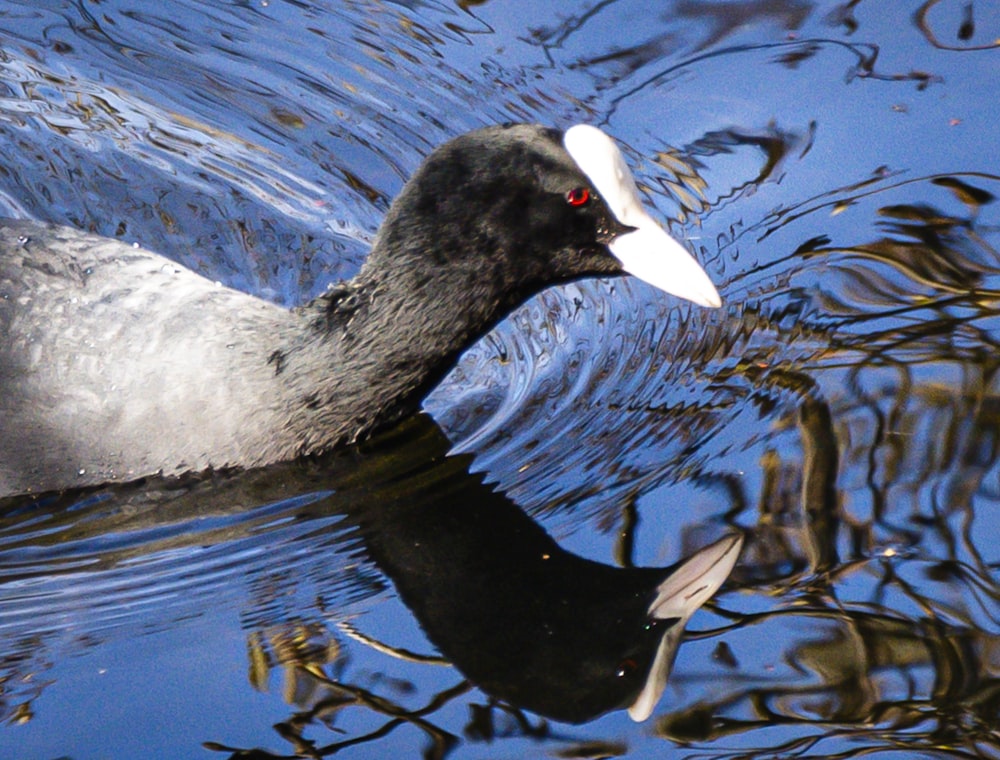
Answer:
224, 417, 740, 756
1, 415, 742, 758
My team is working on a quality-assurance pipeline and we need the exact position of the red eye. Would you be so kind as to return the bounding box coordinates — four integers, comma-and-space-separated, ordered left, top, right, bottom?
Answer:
566, 187, 591, 207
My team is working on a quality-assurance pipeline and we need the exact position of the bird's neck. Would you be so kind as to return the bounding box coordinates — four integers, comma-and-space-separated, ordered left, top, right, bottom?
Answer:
281, 264, 503, 452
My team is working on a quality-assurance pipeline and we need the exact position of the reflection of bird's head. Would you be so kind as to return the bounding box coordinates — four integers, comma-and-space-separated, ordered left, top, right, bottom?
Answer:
460, 532, 744, 724
355, 457, 742, 723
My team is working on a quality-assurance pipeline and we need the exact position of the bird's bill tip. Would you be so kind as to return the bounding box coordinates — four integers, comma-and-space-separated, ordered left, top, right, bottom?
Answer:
627, 534, 744, 722
610, 223, 722, 308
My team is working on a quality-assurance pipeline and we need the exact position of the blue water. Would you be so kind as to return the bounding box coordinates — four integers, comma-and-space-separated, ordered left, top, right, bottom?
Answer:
2, 1, 999, 758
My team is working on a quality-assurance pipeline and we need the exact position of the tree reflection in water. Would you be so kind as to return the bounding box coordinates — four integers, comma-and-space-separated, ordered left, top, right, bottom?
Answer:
659, 169, 1000, 758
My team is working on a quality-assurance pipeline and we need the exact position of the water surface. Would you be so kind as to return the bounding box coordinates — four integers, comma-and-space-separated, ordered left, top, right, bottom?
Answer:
1, 1, 999, 758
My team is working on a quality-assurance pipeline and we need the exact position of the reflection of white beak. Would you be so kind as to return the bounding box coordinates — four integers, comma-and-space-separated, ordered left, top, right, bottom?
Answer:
627, 533, 743, 722
564, 125, 722, 308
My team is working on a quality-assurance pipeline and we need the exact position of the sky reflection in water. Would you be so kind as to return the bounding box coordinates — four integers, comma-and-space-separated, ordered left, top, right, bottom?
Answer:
1, 0, 999, 758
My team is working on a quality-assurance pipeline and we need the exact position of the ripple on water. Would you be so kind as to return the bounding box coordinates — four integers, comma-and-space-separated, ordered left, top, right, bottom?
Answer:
1, 0, 999, 756
0, 487, 371, 647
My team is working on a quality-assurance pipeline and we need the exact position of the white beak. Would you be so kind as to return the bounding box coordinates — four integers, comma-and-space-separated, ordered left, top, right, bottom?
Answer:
563, 125, 722, 308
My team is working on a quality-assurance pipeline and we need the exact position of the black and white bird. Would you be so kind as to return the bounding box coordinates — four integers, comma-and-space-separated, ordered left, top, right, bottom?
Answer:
0, 124, 720, 496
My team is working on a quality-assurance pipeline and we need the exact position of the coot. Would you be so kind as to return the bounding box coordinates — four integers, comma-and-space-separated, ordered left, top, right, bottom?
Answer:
0, 124, 720, 496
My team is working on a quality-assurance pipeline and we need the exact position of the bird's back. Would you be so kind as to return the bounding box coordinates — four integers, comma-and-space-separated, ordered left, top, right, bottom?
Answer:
0, 219, 300, 495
